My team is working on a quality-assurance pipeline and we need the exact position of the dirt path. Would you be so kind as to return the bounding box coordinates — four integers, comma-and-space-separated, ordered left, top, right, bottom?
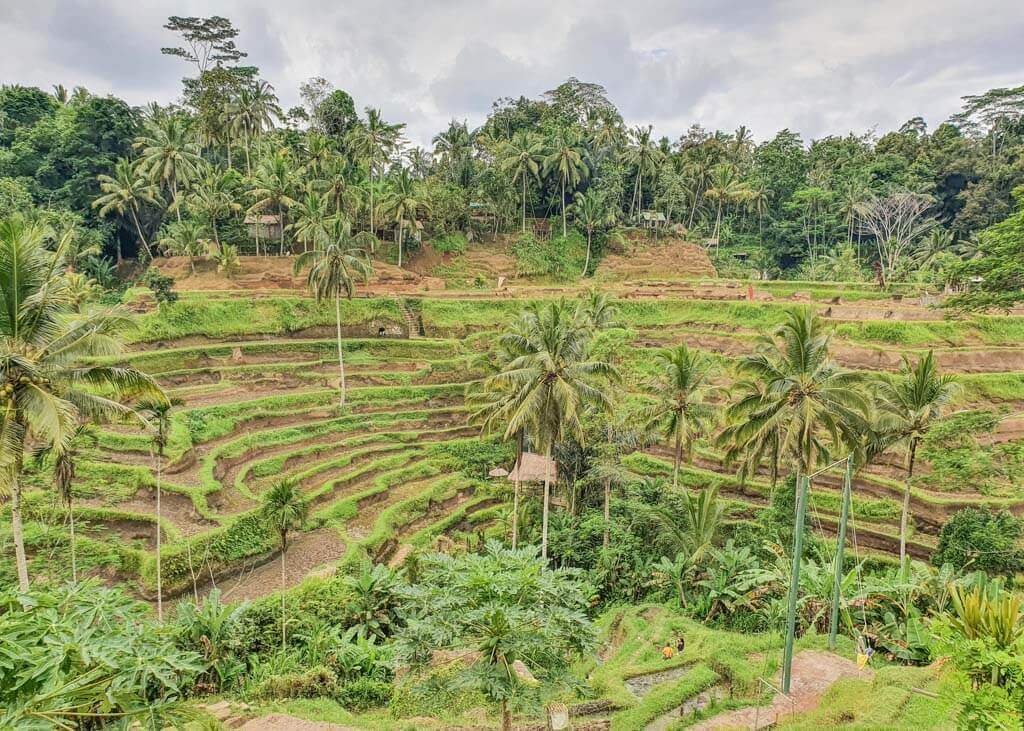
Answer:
207, 527, 346, 603
690, 650, 868, 730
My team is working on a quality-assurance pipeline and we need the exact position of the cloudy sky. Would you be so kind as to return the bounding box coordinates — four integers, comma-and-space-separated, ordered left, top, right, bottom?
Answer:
3, 1, 1021, 146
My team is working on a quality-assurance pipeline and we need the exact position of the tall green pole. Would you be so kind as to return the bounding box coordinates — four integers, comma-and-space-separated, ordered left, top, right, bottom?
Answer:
828, 456, 854, 651
782, 474, 810, 694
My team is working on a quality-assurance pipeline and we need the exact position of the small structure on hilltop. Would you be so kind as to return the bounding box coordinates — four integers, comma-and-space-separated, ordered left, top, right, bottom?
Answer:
640, 210, 667, 230
244, 214, 282, 241
507, 452, 558, 484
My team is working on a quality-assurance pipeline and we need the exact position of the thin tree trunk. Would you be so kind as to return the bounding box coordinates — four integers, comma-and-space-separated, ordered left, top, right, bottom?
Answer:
398, 223, 404, 268
335, 294, 346, 407
155, 448, 163, 622
899, 439, 918, 567
673, 427, 682, 489
130, 208, 154, 260
603, 478, 611, 550
11, 471, 29, 592
226, 141, 232, 170
638, 171, 643, 223
561, 178, 567, 238
67, 499, 78, 583
522, 175, 527, 233
281, 545, 287, 649
512, 431, 523, 550
542, 442, 552, 560
172, 178, 181, 223
245, 136, 251, 177
582, 230, 592, 277
369, 161, 375, 236
278, 202, 285, 256
501, 699, 511, 731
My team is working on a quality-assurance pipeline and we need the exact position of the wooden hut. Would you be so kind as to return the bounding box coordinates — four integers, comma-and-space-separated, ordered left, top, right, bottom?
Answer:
507, 452, 558, 484
640, 210, 667, 230
244, 214, 282, 241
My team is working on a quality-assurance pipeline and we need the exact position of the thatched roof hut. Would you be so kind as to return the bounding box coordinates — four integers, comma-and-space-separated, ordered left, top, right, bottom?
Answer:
507, 452, 558, 483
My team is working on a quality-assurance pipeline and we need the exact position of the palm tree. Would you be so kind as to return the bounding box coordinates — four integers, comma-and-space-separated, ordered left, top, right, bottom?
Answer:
570, 190, 613, 277
302, 131, 333, 177
875, 351, 959, 566
647, 485, 725, 605
485, 301, 619, 558
93, 159, 161, 261
383, 169, 427, 268
33, 424, 92, 583
643, 345, 718, 489
188, 166, 242, 248
250, 153, 298, 255
621, 126, 665, 222
293, 219, 374, 407
432, 120, 475, 187
158, 219, 207, 274
589, 417, 652, 550
0, 215, 163, 591
500, 132, 545, 232
347, 108, 405, 237
287, 188, 334, 253
260, 480, 309, 649
543, 131, 589, 237
718, 309, 867, 489
225, 81, 282, 176
703, 163, 751, 248
138, 399, 171, 621
133, 116, 202, 223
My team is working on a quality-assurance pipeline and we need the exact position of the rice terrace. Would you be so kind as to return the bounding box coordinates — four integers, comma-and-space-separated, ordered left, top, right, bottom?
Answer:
2, 9, 1024, 730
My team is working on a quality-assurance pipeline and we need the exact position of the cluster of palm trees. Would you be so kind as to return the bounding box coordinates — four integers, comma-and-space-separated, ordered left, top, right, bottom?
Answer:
474, 302, 958, 569
94, 84, 423, 267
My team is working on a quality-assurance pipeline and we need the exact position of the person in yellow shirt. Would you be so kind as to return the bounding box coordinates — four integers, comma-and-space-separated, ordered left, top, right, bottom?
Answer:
661, 643, 675, 660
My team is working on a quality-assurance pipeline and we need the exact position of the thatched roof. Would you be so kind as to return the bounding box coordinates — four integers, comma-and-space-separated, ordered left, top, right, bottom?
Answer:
244, 214, 281, 224
488, 467, 509, 478
508, 452, 557, 483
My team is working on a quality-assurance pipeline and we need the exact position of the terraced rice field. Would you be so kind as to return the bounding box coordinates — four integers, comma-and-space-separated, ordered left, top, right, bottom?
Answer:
14, 286, 1024, 598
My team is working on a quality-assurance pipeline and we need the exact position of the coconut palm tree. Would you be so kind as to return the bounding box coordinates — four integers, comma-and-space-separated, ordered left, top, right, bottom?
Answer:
32, 424, 92, 583
138, 399, 171, 621
158, 219, 207, 274
569, 190, 613, 277
718, 309, 867, 490
383, 169, 428, 268
485, 301, 619, 559
93, 159, 161, 261
302, 131, 333, 177
250, 153, 299, 255
501, 132, 545, 233
347, 108, 405, 237
0, 215, 163, 591
643, 344, 718, 489
432, 120, 475, 187
703, 163, 751, 247
225, 81, 282, 175
621, 125, 665, 222
543, 131, 589, 237
133, 116, 202, 223
287, 188, 334, 253
293, 219, 374, 407
875, 351, 959, 566
260, 479, 309, 648
188, 165, 242, 249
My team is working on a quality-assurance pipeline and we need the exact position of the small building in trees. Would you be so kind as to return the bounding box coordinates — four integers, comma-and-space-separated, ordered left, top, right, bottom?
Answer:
244, 214, 282, 241
507, 452, 559, 484
640, 210, 667, 230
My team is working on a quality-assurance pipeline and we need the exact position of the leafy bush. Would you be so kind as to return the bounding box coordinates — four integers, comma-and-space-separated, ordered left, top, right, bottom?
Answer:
254, 664, 337, 699
933, 507, 1024, 574
429, 438, 514, 480
141, 266, 178, 306
431, 233, 468, 255
336, 676, 393, 711
510, 231, 586, 280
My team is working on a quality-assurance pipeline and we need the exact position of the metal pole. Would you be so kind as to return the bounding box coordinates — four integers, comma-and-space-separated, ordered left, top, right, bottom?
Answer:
829, 456, 854, 651
782, 474, 810, 694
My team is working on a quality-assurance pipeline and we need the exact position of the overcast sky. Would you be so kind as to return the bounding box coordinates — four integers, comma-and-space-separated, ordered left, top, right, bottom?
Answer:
3, 1, 1021, 146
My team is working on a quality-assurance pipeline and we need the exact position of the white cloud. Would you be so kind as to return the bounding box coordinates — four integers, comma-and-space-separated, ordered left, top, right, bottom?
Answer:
1, 0, 1020, 146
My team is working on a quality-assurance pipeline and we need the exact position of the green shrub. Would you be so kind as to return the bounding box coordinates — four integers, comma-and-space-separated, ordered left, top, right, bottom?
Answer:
510, 231, 586, 280
336, 677, 392, 711
933, 508, 1024, 574
431, 233, 468, 255
254, 665, 337, 699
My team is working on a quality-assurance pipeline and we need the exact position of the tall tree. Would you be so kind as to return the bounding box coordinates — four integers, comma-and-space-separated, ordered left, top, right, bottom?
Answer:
225, 81, 281, 175
569, 190, 613, 277
250, 152, 298, 255
93, 159, 161, 261
0, 215, 162, 591
188, 165, 242, 248
543, 131, 589, 237
875, 351, 959, 565
293, 218, 374, 407
383, 169, 428, 267
621, 125, 665, 222
134, 116, 202, 223
347, 108, 405, 237
260, 480, 309, 649
139, 399, 172, 621
643, 344, 718, 489
500, 131, 545, 232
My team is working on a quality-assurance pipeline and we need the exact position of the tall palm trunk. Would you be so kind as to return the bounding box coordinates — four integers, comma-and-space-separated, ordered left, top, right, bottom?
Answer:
130, 208, 154, 260
512, 430, 523, 549
672, 426, 683, 489
172, 179, 181, 223
687, 190, 700, 230
561, 177, 567, 237
11, 470, 29, 592
278, 202, 285, 256
155, 447, 163, 622
369, 160, 375, 237
334, 294, 347, 407
521, 176, 527, 233
244, 136, 252, 177
67, 499, 77, 583
397, 222, 404, 268
280, 538, 288, 649
899, 438, 918, 567
542, 442, 552, 560
637, 171, 643, 223
582, 230, 592, 277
